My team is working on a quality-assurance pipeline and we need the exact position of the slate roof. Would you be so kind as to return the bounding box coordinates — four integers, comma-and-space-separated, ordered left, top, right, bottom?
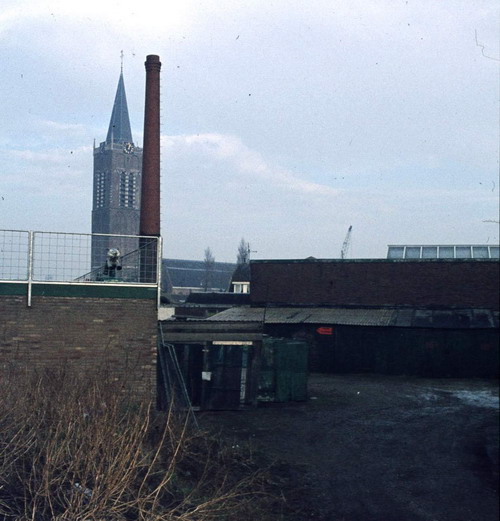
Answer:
106, 72, 133, 145
206, 307, 499, 329
162, 259, 236, 291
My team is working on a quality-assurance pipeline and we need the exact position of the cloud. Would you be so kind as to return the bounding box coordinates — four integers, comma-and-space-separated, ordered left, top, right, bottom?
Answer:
158, 132, 498, 260
0, 1, 497, 258
0, 0, 192, 32
2, 146, 91, 195
0, 128, 497, 260
37, 119, 88, 135
162, 133, 340, 197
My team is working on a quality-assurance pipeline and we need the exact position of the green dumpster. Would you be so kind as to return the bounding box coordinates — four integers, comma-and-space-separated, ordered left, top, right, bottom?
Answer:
258, 338, 308, 403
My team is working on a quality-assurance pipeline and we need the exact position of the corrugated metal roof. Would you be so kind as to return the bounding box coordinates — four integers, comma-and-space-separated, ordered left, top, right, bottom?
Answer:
207, 307, 393, 326
265, 307, 393, 326
207, 307, 264, 322
393, 308, 498, 328
207, 307, 499, 329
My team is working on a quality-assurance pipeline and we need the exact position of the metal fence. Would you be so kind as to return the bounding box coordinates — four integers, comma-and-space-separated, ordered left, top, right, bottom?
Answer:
1, 229, 161, 287
0, 230, 30, 281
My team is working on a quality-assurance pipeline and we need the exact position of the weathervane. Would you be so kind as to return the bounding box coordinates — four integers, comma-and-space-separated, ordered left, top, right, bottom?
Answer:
120, 50, 124, 73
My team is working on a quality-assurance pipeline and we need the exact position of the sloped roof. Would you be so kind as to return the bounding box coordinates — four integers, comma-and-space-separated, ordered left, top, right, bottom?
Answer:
106, 72, 133, 145
206, 307, 499, 329
393, 308, 499, 328
207, 307, 393, 326
162, 259, 236, 291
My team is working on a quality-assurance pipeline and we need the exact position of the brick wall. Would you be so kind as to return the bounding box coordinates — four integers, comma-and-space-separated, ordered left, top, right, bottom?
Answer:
250, 260, 499, 309
0, 294, 157, 400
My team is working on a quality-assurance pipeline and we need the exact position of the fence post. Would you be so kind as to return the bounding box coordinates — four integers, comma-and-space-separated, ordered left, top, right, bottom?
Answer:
27, 231, 34, 307
157, 236, 163, 310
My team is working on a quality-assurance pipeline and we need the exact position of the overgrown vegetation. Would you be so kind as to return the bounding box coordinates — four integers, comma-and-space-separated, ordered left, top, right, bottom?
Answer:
0, 368, 289, 520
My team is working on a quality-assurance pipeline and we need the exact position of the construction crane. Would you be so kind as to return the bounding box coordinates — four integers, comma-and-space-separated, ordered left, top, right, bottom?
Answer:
340, 225, 353, 259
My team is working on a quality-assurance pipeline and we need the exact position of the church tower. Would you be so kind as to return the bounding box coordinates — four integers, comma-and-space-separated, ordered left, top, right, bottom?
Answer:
91, 69, 143, 271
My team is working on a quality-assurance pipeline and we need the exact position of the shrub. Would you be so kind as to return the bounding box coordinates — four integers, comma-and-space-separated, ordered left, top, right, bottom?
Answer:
0, 368, 275, 521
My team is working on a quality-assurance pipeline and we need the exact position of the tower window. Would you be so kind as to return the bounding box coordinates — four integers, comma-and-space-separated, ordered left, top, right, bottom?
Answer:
119, 172, 137, 208
95, 172, 107, 208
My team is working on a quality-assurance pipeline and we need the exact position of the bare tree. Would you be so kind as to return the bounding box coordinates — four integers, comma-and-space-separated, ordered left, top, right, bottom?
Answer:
237, 238, 250, 265
203, 247, 215, 291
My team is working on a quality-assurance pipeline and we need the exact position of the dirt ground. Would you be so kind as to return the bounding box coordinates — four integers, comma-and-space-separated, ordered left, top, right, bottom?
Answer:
199, 374, 499, 521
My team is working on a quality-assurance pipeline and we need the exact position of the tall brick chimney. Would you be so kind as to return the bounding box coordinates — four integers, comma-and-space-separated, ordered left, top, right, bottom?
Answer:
140, 54, 162, 283
140, 54, 161, 237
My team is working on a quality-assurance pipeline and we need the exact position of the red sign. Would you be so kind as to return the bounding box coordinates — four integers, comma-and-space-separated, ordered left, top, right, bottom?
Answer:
316, 327, 333, 335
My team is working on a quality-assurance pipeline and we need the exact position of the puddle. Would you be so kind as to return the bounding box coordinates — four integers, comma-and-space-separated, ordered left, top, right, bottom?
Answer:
448, 390, 499, 409
417, 387, 499, 409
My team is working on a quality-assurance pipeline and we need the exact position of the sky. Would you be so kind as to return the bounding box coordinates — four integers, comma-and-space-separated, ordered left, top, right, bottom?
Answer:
1, 0, 498, 262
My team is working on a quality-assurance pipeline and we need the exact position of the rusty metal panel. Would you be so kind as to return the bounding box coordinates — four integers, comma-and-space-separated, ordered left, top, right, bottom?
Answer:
159, 319, 263, 342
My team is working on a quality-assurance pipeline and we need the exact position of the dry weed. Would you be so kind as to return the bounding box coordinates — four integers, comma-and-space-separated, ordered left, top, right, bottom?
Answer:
0, 368, 279, 521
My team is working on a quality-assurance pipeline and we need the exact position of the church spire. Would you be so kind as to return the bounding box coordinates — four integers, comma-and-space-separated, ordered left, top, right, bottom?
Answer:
106, 71, 133, 145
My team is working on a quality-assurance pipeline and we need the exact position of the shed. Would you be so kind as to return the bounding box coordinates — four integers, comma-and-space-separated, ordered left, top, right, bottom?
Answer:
206, 306, 499, 378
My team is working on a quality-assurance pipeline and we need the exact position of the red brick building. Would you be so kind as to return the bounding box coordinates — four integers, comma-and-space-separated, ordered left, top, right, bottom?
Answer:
209, 258, 499, 377
250, 259, 499, 310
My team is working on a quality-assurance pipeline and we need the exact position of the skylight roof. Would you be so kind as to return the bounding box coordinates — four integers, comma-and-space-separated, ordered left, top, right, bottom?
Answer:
387, 245, 499, 260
